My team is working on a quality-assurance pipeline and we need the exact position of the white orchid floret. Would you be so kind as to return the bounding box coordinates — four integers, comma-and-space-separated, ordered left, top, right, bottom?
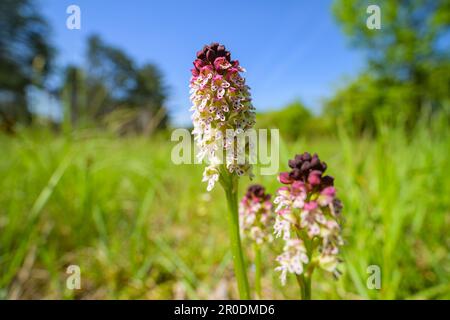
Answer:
275, 239, 309, 285
273, 214, 293, 240
202, 165, 220, 192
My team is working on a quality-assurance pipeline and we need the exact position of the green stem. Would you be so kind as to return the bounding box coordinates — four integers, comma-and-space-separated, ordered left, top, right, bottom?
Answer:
304, 275, 312, 300
254, 243, 262, 299
296, 274, 305, 299
296, 274, 311, 300
222, 175, 251, 299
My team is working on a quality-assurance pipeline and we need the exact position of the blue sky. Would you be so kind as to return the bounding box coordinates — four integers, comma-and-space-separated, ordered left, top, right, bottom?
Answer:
39, 0, 365, 125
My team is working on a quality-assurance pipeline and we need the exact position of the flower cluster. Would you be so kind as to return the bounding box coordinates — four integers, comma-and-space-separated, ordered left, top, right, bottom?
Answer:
274, 152, 343, 284
239, 185, 274, 245
190, 43, 256, 191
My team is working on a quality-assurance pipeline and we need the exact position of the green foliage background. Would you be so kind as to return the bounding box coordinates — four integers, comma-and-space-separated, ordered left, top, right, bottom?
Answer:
1, 116, 449, 299
1, 0, 449, 299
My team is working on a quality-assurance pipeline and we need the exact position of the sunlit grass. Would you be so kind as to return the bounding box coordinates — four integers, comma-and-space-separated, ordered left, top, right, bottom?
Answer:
1, 122, 449, 299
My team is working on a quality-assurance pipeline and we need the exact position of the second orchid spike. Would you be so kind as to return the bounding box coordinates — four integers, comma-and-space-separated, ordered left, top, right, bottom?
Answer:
239, 184, 274, 245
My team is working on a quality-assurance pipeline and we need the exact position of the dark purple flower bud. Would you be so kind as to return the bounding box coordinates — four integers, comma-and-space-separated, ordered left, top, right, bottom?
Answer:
303, 152, 312, 161
300, 161, 311, 173
196, 49, 206, 60
310, 155, 320, 169
289, 168, 302, 180
246, 184, 269, 200
282, 152, 331, 185
217, 45, 226, 57
206, 49, 216, 63
288, 159, 297, 169
321, 175, 334, 187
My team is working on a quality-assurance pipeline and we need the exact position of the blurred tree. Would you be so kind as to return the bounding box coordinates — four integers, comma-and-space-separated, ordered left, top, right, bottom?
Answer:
327, 0, 450, 132
61, 66, 87, 130
86, 35, 136, 117
60, 35, 168, 133
130, 64, 166, 112
256, 101, 312, 140
0, 0, 54, 131
128, 64, 168, 131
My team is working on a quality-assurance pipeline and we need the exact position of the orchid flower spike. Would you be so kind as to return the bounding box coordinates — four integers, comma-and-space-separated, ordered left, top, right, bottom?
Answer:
274, 152, 344, 285
239, 184, 274, 245
190, 43, 256, 191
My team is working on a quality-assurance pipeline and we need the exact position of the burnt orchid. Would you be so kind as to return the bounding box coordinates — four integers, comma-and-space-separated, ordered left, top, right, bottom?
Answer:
239, 185, 273, 298
190, 43, 255, 298
239, 185, 273, 245
190, 42, 256, 192
273, 152, 343, 299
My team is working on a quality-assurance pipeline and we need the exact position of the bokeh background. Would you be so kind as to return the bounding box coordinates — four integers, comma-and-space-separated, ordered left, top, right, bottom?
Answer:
0, 0, 449, 299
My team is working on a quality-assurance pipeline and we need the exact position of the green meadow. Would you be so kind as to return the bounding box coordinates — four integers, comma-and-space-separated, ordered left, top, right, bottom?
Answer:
1, 118, 449, 299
